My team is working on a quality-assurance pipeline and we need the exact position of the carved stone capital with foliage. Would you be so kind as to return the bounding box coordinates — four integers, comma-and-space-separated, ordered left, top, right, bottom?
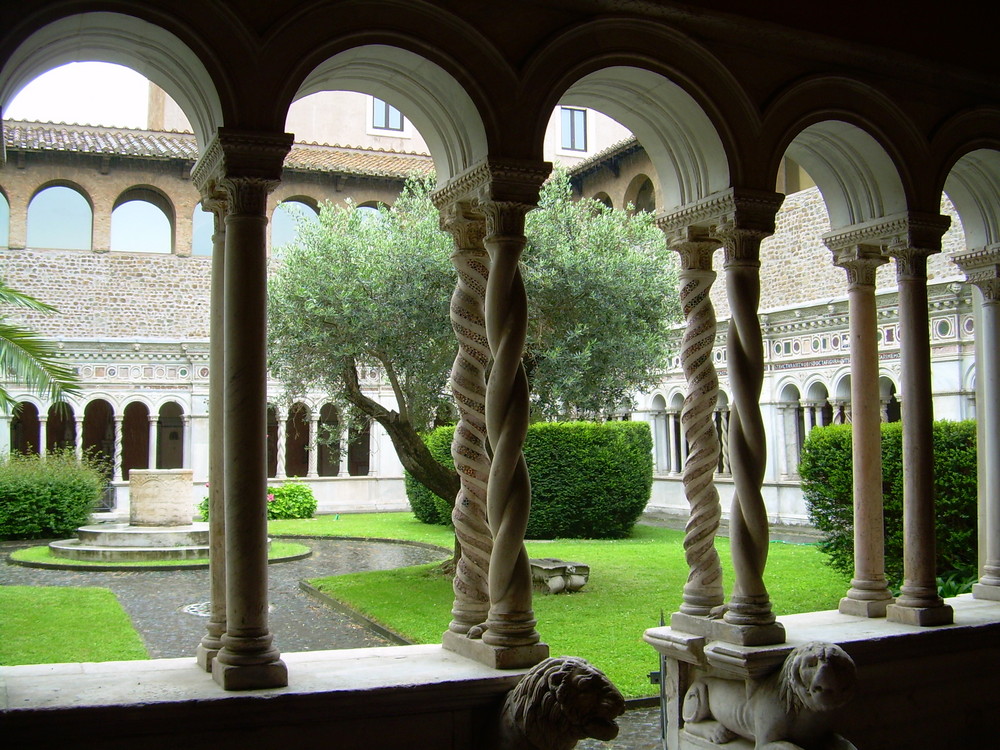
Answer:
829, 244, 887, 289
191, 128, 293, 216
952, 244, 1000, 302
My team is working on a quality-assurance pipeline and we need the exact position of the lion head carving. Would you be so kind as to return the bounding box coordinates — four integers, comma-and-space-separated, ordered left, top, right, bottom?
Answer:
778, 641, 857, 714
498, 656, 625, 750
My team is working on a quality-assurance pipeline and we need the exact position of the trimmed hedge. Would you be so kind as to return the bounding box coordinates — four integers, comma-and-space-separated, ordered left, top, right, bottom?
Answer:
198, 481, 317, 521
405, 420, 653, 539
0, 450, 106, 539
800, 420, 977, 589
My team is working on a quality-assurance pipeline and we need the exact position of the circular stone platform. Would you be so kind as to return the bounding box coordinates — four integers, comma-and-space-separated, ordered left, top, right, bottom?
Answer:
49, 522, 211, 562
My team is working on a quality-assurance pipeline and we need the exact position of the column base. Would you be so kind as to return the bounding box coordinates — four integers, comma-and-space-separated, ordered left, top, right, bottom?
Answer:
972, 582, 1000, 601
839, 595, 892, 617
211, 657, 288, 690
196, 643, 220, 672
441, 630, 548, 669
711, 619, 786, 646
886, 602, 954, 627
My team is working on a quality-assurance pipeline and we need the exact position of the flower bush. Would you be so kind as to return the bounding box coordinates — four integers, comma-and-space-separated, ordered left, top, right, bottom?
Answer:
198, 481, 316, 521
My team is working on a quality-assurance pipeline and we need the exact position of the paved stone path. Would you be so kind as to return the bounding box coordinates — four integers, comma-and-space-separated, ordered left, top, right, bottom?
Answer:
1, 536, 664, 749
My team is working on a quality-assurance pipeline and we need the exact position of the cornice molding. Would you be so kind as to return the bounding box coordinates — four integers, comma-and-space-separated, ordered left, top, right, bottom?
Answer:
431, 158, 552, 210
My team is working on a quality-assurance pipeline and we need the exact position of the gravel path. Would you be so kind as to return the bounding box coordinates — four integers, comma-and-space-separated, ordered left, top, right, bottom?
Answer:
1, 536, 664, 749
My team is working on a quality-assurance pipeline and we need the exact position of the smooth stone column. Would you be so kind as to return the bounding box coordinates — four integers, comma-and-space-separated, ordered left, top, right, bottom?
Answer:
338, 427, 349, 476
832, 243, 894, 617
886, 223, 953, 626
666, 411, 678, 473
196, 192, 228, 670
38, 416, 48, 457
952, 247, 1000, 600
182, 415, 191, 469
777, 405, 790, 477
148, 415, 158, 469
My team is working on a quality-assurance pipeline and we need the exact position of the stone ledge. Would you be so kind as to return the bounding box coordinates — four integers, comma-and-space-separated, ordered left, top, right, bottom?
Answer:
1, 645, 526, 749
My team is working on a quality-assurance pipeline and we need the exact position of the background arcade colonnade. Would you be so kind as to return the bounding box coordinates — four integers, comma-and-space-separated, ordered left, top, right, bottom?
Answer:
2, 2, 1000, 746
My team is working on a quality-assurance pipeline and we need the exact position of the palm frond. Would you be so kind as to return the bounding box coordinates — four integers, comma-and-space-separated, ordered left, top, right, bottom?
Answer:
0, 281, 58, 313
0, 322, 80, 410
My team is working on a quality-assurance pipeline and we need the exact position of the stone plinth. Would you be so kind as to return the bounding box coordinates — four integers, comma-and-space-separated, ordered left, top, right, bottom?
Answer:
129, 469, 195, 527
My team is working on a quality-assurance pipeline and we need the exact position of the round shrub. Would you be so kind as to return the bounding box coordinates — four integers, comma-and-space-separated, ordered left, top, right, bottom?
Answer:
405, 420, 653, 539
0, 450, 106, 539
801, 420, 977, 589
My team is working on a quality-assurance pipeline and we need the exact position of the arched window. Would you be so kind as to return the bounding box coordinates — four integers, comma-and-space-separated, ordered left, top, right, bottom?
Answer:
111, 189, 172, 253
592, 192, 613, 209
633, 178, 655, 213
191, 202, 214, 256
157, 402, 184, 469
271, 199, 318, 252
27, 185, 92, 250
82, 399, 115, 476
121, 402, 150, 479
0, 191, 9, 248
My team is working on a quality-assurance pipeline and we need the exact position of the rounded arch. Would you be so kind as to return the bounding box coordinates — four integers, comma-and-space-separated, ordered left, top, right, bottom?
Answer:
271, 197, 319, 250
668, 391, 685, 412
805, 380, 830, 402
284, 402, 311, 478
592, 191, 613, 208
121, 401, 150, 479
27, 182, 92, 250
291, 44, 489, 182
763, 77, 928, 227
317, 402, 341, 477
10, 401, 40, 455
0, 12, 223, 149
623, 173, 656, 214
650, 393, 667, 411
833, 372, 852, 401
157, 401, 184, 469
940, 148, 1000, 249
111, 186, 174, 254
557, 65, 731, 212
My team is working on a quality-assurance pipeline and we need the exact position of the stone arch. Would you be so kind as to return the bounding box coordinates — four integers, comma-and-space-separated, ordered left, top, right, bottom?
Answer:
82, 398, 115, 476
46, 402, 76, 454
284, 402, 310, 478
879, 375, 902, 423
157, 401, 184, 469
27, 182, 93, 250
317, 403, 341, 477
121, 401, 150, 479
592, 191, 613, 208
10, 401, 40, 454
763, 77, 924, 228
270, 196, 320, 251
623, 173, 657, 214
650, 394, 667, 411
290, 44, 489, 183
0, 11, 223, 150
111, 185, 175, 254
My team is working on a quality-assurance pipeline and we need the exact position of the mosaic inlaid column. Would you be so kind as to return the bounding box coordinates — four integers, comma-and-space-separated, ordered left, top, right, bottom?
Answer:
275, 408, 287, 480
193, 129, 293, 689
307, 416, 319, 478
712, 191, 785, 645
480, 199, 540, 652
886, 216, 954, 626
439, 205, 493, 637
832, 243, 893, 617
196, 190, 227, 670
74, 416, 83, 460
113, 415, 124, 482
664, 229, 724, 621
952, 247, 1000, 600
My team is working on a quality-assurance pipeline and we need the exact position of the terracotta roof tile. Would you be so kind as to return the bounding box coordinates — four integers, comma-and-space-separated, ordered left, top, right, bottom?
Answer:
3, 120, 433, 179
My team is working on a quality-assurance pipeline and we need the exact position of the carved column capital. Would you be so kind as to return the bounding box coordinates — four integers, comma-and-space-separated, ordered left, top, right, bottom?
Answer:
191, 128, 293, 216
658, 224, 721, 271
882, 212, 951, 279
953, 245, 1000, 303
438, 201, 487, 252
829, 244, 888, 289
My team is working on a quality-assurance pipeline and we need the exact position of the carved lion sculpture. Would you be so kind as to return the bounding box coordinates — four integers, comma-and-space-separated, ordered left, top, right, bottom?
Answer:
495, 656, 626, 750
681, 641, 858, 750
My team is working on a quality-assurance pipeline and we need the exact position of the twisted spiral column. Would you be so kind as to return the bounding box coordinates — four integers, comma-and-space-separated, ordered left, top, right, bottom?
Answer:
719, 227, 776, 628
669, 238, 724, 616
443, 211, 494, 634
480, 201, 538, 648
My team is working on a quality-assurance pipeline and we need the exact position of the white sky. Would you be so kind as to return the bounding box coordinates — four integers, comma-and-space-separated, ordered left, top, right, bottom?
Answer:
5, 62, 149, 128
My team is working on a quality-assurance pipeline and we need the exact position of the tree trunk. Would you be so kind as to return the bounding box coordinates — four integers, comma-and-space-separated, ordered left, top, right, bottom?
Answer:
340, 362, 461, 508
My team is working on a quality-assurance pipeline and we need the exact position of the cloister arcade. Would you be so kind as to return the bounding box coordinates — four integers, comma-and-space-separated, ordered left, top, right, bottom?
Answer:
2, 2, 999, 748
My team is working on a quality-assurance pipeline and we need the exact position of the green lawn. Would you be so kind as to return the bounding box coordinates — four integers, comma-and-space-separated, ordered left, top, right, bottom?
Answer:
9, 541, 310, 568
306, 517, 848, 699
0, 586, 148, 665
270, 513, 455, 547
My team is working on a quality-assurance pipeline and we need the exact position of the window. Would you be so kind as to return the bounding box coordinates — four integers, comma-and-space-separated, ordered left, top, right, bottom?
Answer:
560, 107, 587, 151
27, 185, 92, 250
372, 97, 404, 131
111, 199, 171, 253
271, 199, 319, 252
